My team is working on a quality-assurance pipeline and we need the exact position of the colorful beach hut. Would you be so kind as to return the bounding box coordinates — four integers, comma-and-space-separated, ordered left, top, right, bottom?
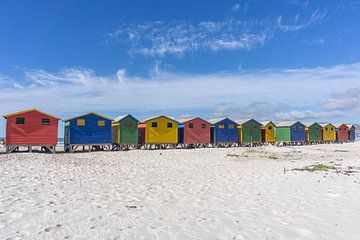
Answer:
236, 119, 262, 145
277, 121, 306, 143
347, 124, 356, 142
112, 114, 139, 150
320, 123, 336, 142
140, 116, 178, 148
260, 121, 276, 143
178, 117, 211, 146
208, 118, 238, 146
336, 123, 349, 142
3, 109, 60, 153
304, 123, 322, 143
64, 112, 113, 152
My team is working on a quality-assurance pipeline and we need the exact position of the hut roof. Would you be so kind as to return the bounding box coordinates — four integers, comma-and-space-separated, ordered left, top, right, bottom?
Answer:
318, 123, 335, 128
207, 117, 229, 124
334, 123, 348, 128
302, 122, 319, 128
113, 114, 138, 123
178, 117, 210, 124
259, 121, 276, 127
277, 121, 304, 127
65, 112, 113, 122
3, 108, 61, 120
235, 119, 262, 126
141, 115, 179, 124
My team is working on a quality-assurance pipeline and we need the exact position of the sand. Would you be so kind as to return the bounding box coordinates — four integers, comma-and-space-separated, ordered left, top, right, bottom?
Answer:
1, 142, 360, 240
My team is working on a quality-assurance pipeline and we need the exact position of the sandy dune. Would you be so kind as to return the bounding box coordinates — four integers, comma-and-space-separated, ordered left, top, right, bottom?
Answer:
1, 143, 360, 240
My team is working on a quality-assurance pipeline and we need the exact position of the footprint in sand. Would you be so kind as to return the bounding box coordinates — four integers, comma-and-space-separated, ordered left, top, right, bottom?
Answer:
44, 224, 62, 233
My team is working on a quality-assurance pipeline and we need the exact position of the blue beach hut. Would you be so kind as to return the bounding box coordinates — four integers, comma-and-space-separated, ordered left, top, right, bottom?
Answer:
348, 124, 356, 142
278, 121, 306, 143
64, 112, 113, 152
208, 118, 238, 146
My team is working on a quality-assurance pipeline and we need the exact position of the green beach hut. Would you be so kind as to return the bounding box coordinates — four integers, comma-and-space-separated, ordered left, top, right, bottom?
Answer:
112, 114, 139, 149
236, 119, 262, 144
276, 122, 292, 143
304, 122, 322, 143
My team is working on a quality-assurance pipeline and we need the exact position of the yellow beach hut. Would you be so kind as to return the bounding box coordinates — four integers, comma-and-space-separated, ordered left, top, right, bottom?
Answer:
143, 116, 178, 145
320, 123, 336, 142
260, 121, 276, 143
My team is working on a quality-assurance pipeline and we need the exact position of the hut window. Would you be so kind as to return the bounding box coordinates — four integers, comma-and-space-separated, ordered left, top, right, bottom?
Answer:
325, 127, 328, 131
124, 121, 132, 127
16, 117, 25, 124
292, 126, 296, 130
228, 124, 234, 129
268, 126, 272, 130
98, 120, 105, 126
77, 119, 85, 126
253, 126, 257, 129
299, 127, 303, 130
189, 123, 194, 128
201, 124, 206, 129
331, 127, 334, 131
42, 118, 50, 125
151, 122, 157, 128
167, 122, 173, 128
219, 124, 225, 129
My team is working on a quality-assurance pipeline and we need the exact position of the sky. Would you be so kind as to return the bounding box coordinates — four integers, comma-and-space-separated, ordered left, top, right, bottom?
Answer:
1, 0, 360, 136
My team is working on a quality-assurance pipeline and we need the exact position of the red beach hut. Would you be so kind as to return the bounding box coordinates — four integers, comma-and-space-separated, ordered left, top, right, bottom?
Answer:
336, 123, 349, 142
178, 117, 211, 146
3, 109, 60, 153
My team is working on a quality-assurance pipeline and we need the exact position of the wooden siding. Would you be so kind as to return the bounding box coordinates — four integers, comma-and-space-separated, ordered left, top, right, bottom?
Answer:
308, 123, 322, 142
240, 119, 262, 143
322, 124, 336, 141
211, 118, 238, 143
145, 116, 178, 144
182, 117, 210, 144
5, 110, 59, 145
337, 124, 349, 142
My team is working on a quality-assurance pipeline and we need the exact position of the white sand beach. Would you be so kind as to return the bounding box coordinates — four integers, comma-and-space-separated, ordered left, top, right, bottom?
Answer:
1, 142, 360, 240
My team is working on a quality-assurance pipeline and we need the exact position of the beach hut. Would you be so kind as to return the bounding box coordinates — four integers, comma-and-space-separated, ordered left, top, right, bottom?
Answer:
208, 118, 238, 147
178, 117, 211, 147
236, 119, 262, 145
140, 116, 178, 148
277, 121, 306, 144
320, 123, 336, 142
304, 123, 322, 143
336, 123, 349, 142
260, 121, 276, 144
64, 112, 112, 152
347, 124, 356, 142
112, 114, 139, 150
3, 108, 60, 153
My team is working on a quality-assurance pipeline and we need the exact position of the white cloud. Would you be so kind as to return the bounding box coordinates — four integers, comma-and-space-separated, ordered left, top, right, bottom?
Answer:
1, 63, 360, 122
231, 3, 240, 11
108, 8, 327, 57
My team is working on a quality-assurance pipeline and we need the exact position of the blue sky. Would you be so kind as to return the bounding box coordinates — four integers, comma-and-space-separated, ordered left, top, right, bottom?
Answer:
1, 0, 360, 136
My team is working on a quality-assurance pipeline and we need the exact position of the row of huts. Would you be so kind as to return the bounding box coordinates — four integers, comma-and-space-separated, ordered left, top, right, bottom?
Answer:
1, 109, 356, 153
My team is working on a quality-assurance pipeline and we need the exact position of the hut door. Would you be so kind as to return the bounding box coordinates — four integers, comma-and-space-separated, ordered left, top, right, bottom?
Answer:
65, 125, 70, 144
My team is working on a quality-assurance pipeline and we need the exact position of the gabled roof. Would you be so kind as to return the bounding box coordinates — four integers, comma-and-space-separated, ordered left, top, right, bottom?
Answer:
303, 122, 321, 128
178, 117, 210, 124
141, 115, 179, 124
260, 121, 276, 127
65, 112, 113, 121
346, 124, 356, 129
235, 119, 262, 126
207, 117, 237, 125
277, 121, 304, 127
3, 108, 61, 120
334, 123, 349, 128
319, 123, 336, 128
113, 114, 138, 123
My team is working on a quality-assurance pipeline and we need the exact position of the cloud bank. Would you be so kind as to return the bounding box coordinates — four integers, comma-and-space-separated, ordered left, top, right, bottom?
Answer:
0, 63, 360, 121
